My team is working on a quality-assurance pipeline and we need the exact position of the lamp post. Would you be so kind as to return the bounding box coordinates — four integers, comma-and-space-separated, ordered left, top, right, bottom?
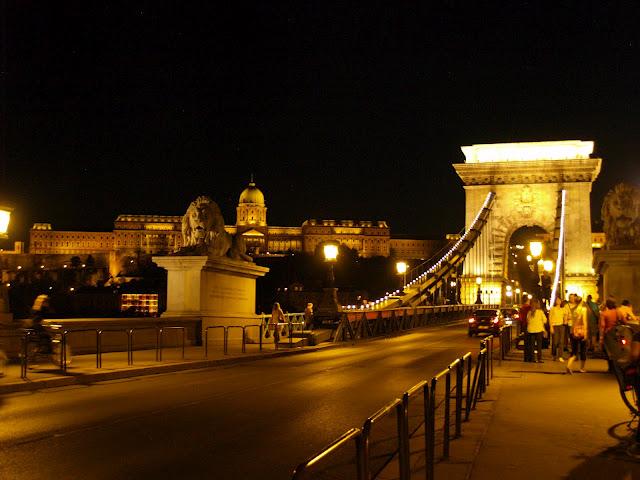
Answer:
475, 276, 482, 304
396, 261, 407, 291
515, 288, 521, 305
529, 241, 543, 299
0, 206, 13, 322
450, 280, 457, 305
317, 243, 340, 323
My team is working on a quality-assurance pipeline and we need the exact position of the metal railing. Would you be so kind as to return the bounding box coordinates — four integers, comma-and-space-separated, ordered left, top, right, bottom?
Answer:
290, 337, 505, 480
335, 305, 499, 343
205, 324, 263, 357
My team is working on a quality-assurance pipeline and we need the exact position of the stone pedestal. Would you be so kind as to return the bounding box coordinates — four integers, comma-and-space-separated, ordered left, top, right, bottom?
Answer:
594, 250, 640, 307
153, 256, 269, 339
315, 287, 340, 322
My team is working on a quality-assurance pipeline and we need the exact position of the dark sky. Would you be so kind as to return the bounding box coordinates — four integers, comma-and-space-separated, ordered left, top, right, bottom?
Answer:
3, 1, 640, 244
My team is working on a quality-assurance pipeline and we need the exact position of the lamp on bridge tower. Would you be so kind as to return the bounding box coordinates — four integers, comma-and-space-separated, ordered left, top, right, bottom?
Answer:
475, 276, 483, 305
529, 241, 543, 300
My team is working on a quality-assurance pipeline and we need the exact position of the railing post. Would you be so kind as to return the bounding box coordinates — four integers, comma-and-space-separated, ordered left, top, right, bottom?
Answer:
289, 319, 293, 348
455, 359, 463, 438
61, 330, 68, 373
205, 327, 209, 358
157, 327, 164, 362
443, 369, 451, 459
427, 378, 437, 480
128, 329, 133, 365
21, 331, 28, 379
397, 399, 410, 480
96, 329, 102, 368
355, 432, 365, 480
422, 382, 430, 480
361, 420, 371, 480
259, 323, 263, 352
241, 327, 246, 353
465, 354, 472, 421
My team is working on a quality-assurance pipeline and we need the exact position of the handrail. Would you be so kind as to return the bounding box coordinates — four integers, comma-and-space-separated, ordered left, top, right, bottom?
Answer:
291, 428, 364, 480
290, 345, 497, 480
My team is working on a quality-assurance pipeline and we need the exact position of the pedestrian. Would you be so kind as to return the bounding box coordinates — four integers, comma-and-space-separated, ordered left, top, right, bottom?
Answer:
270, 302, 285, 344
526, 298, 548, 363
618, 300, 638, 325
599, 299, 626, 349
520, 297, 533, 361
304, 302, 314, 330
585, 294, 600, 350
566, 296, 588, 374
549, 296, 567, 362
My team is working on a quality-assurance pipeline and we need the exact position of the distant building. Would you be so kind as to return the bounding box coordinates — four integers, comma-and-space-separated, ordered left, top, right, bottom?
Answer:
25, 179, 444, 275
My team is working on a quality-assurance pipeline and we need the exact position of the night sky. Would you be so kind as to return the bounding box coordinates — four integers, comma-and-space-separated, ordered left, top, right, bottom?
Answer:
2, 2, 640, 244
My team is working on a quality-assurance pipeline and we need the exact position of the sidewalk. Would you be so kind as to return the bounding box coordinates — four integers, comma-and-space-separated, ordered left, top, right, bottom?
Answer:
0, 339, 340, 394
383, 346, 640, 480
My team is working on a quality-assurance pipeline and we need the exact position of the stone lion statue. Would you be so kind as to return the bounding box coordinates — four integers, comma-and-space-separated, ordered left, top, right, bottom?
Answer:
602, 183, 640, 249
179, 195, 252, 261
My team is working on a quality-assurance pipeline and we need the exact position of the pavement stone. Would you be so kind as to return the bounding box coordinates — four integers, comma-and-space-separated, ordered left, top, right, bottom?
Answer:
0, 341, 343, 394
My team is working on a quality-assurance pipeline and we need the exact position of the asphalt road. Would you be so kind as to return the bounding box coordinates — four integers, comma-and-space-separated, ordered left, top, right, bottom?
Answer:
0, 323, 481, 480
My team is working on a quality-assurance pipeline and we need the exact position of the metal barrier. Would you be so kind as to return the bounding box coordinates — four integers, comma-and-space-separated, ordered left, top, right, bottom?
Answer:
205, 324, 263, 356
335, 305, 500, 343
291, 345, 496, 480
97, 328, 133, 368
157, 326, 186, 361
291, 428, 364, 480
361, 398, 407, 479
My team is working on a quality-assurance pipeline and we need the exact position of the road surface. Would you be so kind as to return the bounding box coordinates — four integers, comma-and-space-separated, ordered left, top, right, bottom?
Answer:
0, 323, 481, 479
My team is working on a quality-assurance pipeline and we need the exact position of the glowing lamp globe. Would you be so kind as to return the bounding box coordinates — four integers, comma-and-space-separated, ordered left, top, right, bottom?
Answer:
396, 261, 407, 275
323, 244, 338, 262
0, 207, 12, 238
529, 241, 543, 258
476, 276, 482, 285
543, 260, 554, 272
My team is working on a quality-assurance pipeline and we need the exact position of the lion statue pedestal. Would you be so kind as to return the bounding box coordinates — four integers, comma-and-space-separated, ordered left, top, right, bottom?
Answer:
594, 183, 640, 307
153, 196, 269, 342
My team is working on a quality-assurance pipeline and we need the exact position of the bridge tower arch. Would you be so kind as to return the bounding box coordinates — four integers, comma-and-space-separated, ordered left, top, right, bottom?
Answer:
453, 141, 601, 305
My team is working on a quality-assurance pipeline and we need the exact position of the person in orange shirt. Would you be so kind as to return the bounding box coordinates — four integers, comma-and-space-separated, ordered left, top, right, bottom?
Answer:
600, 299, 626, 348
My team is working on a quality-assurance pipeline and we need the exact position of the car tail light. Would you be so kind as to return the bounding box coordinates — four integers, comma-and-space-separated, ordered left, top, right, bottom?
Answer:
622, 338, 627, 345
468, 318, 475, 323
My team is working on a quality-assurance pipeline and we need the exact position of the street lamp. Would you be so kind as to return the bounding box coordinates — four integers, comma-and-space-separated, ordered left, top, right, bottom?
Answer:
0, 206, 11, 239
529, 241, 543, 299
515, 288, 521, 304
396, 261, 407, 290
475, 276, 482, 304
543, 259, 554, 272
317, 243, 340, 323
323, 243, 339, 287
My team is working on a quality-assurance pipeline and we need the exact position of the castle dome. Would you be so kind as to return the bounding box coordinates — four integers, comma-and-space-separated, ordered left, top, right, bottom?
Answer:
239, 179, 265, 205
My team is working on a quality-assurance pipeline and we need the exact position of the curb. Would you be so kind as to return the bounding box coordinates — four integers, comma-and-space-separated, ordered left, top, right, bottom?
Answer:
0, 342, 345, 395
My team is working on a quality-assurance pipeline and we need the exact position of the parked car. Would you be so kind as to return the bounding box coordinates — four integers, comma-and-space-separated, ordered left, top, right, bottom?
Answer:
468, 308, 504, 336
499, 308, 520, 326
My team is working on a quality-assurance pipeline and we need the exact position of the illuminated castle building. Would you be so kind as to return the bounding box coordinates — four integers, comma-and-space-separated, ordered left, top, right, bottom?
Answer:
26, 180, 442, 275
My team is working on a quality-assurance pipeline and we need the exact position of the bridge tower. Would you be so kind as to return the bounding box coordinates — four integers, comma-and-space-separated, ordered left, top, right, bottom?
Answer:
453, 140, 601, 305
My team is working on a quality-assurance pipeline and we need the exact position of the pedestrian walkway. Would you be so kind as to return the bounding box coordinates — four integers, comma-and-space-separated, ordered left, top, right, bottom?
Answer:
381, 346, 640, 480
0, 339, 338, 394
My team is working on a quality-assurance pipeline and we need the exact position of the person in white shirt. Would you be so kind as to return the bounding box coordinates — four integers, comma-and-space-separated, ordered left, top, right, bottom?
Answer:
527, 298, 548, 363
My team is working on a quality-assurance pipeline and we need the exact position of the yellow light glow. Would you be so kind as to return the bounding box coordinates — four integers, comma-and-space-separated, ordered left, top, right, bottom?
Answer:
461, 140, 594, 163
506, 291, 513, 297
0, 208, 11, 236
515, 288, 521, 294
144, 223, 174, 231
323, 244, 338, 262
526, 255, 532, 262
396, 261, 407, 275
543, 260, 554, 272
476, 276, 482, 285
529, 241, 543, 258
506, 285, 512, 291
